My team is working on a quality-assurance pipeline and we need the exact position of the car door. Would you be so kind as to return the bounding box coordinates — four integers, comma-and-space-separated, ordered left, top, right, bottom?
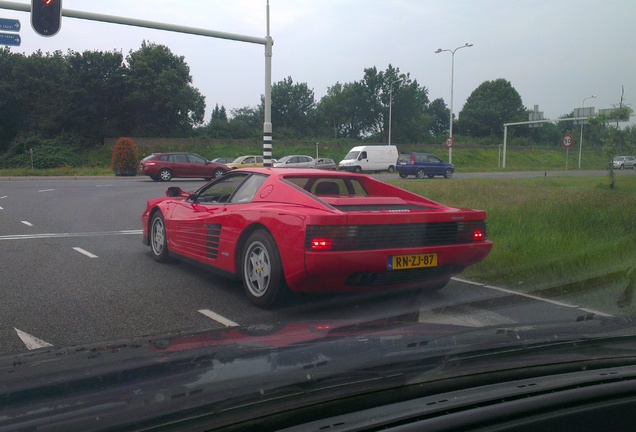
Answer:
167, 173, 251, 264
170, 153, 189, 177
187, 153, 210, 178
299, 156, 314, 168
426, 155, 446, 175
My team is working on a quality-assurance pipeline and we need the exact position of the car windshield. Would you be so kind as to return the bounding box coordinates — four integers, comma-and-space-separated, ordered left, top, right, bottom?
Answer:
1, 1, 635, 430
344, 150, 360, 160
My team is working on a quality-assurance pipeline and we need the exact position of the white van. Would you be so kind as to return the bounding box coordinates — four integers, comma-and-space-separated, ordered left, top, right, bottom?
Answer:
338, 145, 399, 173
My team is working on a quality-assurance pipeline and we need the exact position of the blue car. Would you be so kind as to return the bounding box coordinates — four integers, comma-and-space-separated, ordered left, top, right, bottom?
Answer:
396, 152, 455, 179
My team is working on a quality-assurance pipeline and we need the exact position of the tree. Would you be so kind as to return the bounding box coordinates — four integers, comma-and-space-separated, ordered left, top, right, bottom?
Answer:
123, 41, 205, 136
355, 64, 430, 143
204, 104, 231, 138
427, 98, 450, 138
268, 76, 316, 138
318, 81, 366, 139
65, 50, 126, 145
458, 78, 526, 137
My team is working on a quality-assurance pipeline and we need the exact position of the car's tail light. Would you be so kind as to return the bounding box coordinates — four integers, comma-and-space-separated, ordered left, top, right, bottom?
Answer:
410, 153, 415, 164
310, 238, 333, 251
146, 162, 156, 166
306, 226, 359, 251
473, 229, 485, 241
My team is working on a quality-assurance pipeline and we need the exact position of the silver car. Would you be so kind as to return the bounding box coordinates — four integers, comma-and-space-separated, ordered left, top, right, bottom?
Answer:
612, 156, 636, 169
273, 155, 315, 168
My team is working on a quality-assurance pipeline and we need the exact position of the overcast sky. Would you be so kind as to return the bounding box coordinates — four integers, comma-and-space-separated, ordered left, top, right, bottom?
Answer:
2, 0, 635, 125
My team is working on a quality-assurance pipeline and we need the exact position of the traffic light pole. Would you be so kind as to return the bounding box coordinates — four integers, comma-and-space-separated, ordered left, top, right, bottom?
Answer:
0, 0, 274, 165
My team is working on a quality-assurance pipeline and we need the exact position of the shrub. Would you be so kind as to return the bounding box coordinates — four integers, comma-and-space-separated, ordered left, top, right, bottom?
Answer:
111, 137, 139, 176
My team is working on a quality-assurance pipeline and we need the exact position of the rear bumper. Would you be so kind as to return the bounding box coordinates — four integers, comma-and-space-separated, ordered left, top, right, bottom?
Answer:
286, 241, 493, 293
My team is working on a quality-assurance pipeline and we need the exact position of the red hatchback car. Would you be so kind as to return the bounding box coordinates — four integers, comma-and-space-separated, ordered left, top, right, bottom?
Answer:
141, 168, 492, 308
138, 152, 230, 181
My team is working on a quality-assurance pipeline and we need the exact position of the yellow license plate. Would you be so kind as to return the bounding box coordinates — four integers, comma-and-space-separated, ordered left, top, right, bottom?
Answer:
389, 253, 438, 270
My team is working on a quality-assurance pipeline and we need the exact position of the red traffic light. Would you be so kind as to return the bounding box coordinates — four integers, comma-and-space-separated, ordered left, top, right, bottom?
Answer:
31, 0, 62, 37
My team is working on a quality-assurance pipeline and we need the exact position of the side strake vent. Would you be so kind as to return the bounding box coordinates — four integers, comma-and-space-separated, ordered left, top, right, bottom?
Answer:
207, 224, 221, 259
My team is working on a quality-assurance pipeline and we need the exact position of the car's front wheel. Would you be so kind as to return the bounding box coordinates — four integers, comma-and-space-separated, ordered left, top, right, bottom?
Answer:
416, 168, 426, 179
242, 230, 286, 308
159, 169, 173, 181
150, 212, 172, 263
444, 168, 453, 179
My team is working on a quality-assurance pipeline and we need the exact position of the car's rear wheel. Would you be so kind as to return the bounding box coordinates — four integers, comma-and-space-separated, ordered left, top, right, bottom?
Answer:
242, 230, 286, 308
213, 168, 225, 178
416, 168, 426, 179
444, 168, 453, 179
159, 169, 173, 181
387, 165, 395, 173
150, 212, 172, 263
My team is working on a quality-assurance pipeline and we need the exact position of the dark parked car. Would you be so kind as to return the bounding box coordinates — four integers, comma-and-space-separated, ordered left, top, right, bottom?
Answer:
138, 152, 229, 181
396, 152, 455, 179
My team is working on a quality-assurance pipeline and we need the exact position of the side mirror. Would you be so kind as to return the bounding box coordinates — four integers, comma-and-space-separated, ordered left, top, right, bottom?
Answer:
166, 186, 189, 198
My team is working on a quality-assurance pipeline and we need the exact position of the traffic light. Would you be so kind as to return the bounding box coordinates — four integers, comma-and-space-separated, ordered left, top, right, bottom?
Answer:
31, 0, 62, 37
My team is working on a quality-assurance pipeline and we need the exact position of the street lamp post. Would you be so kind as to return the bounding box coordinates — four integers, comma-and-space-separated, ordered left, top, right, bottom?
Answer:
388, 78, 402, 145
578, 95, 596, 169
435, 43, 473, 164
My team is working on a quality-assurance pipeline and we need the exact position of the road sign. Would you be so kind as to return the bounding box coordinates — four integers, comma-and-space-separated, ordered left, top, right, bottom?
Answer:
0, 32, 20, 46
445, 137, 454, 148
562, 134, 574, 148
0, 18, 21, 32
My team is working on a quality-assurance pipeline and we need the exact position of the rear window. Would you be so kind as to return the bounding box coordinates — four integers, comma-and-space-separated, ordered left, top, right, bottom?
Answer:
284, 177, 368, 196
398, 153, 411, 163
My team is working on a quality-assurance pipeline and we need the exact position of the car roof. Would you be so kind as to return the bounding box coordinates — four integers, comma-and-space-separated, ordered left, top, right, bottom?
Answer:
234, 167, 359, 177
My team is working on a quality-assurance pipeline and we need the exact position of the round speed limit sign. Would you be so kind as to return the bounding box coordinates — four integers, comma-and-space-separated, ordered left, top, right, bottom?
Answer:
562, 134, 574, 148
445, 137, 454, 148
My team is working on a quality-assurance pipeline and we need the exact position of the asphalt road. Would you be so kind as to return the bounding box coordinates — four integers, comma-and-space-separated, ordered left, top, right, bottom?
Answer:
0, 172, 625, 354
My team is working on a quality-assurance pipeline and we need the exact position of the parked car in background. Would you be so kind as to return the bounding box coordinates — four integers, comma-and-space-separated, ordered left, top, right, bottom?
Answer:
314, 157, 337, 170
396, 152, 455, 179
138, 152, 230, 182
611, 156, 636, 169
274, 155, 315, 168
211, 157, 235, 164
226, 155, 264, 169
274, 155, 338, 170
338, 145, 399, 173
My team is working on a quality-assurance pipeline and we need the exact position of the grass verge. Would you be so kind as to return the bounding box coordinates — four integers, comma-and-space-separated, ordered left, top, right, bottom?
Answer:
390, 175, 636, 313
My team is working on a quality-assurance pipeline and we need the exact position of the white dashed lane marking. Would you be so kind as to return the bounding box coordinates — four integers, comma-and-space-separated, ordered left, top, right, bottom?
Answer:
72, 247, 98, 259
198, 309, 239, 327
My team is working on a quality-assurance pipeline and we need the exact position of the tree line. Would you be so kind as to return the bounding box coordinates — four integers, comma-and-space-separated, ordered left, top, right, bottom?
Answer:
1, 41, 633, 167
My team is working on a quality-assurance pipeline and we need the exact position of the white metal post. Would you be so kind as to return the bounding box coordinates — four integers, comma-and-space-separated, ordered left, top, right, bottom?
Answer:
436, 43, 472, 164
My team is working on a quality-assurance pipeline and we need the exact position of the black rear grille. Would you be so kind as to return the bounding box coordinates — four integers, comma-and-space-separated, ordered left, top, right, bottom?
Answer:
306, 221, 486, 251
